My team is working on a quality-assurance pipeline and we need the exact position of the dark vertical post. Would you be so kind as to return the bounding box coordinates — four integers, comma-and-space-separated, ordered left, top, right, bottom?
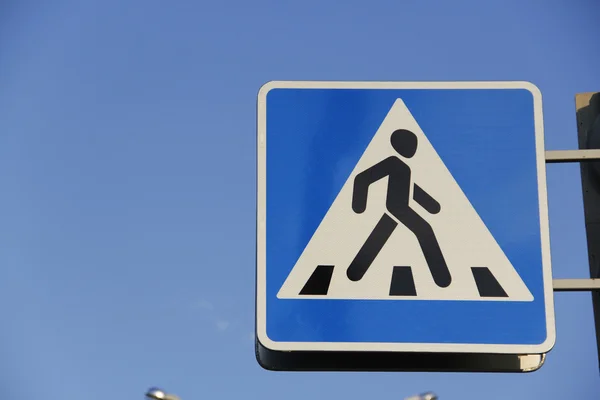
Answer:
576, 91, 600, 370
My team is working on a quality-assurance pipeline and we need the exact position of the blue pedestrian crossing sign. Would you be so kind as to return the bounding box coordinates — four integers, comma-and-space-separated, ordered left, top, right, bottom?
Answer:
256, 81, 555, 367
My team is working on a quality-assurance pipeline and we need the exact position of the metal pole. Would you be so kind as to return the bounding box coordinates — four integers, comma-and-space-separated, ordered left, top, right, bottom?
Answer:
548, 92, 600, 370
575, 91, 600, 372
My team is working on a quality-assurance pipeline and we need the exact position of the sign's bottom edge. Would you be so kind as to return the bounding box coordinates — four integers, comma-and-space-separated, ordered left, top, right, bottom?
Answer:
255, 339, 548, 373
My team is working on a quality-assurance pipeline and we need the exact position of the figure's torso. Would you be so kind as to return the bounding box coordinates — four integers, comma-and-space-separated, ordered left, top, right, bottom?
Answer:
385, 156, 412, 215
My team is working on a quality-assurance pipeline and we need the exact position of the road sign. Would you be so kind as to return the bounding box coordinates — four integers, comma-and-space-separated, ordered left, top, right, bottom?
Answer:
256, 81, 555, 371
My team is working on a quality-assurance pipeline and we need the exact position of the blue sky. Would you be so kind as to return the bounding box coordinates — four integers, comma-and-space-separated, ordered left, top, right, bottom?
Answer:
1, 1, 599, 399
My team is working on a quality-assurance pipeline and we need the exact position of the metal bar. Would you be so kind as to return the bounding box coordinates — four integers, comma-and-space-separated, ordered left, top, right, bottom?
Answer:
545, 149, 600, 163
554, 279, 600, 292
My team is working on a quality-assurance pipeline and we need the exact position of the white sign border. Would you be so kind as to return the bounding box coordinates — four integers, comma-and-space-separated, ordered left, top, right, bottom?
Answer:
256, 80, 555, 355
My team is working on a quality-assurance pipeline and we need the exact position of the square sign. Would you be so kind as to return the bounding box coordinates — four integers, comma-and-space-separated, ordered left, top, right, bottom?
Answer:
256, 81, 555, 367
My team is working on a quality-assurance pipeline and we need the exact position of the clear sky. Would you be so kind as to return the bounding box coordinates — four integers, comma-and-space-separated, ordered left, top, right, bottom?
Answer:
1, 1, 599, 399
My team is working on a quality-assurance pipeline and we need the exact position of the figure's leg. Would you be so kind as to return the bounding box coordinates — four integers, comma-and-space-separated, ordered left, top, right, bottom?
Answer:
395, 209, 451, 288
347, 213, 397, 281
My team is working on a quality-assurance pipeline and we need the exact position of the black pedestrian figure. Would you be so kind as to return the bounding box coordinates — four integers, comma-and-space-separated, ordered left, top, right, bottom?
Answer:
347, 129, 452, 288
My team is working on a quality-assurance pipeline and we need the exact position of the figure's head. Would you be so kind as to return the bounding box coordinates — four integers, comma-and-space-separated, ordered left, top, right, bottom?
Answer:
390, 129, 418, 158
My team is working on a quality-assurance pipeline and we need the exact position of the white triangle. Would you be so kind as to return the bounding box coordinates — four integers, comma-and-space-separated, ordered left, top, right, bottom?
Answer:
277, 99, 534, 302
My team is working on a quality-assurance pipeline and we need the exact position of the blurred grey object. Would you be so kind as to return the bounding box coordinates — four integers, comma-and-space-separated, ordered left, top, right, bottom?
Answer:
404, 392, 438, 400
145, 387, 181, 400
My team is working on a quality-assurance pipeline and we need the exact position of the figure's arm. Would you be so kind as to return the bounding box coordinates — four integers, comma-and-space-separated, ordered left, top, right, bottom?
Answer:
413, 184, 441, 214
352, 157, 395, 214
